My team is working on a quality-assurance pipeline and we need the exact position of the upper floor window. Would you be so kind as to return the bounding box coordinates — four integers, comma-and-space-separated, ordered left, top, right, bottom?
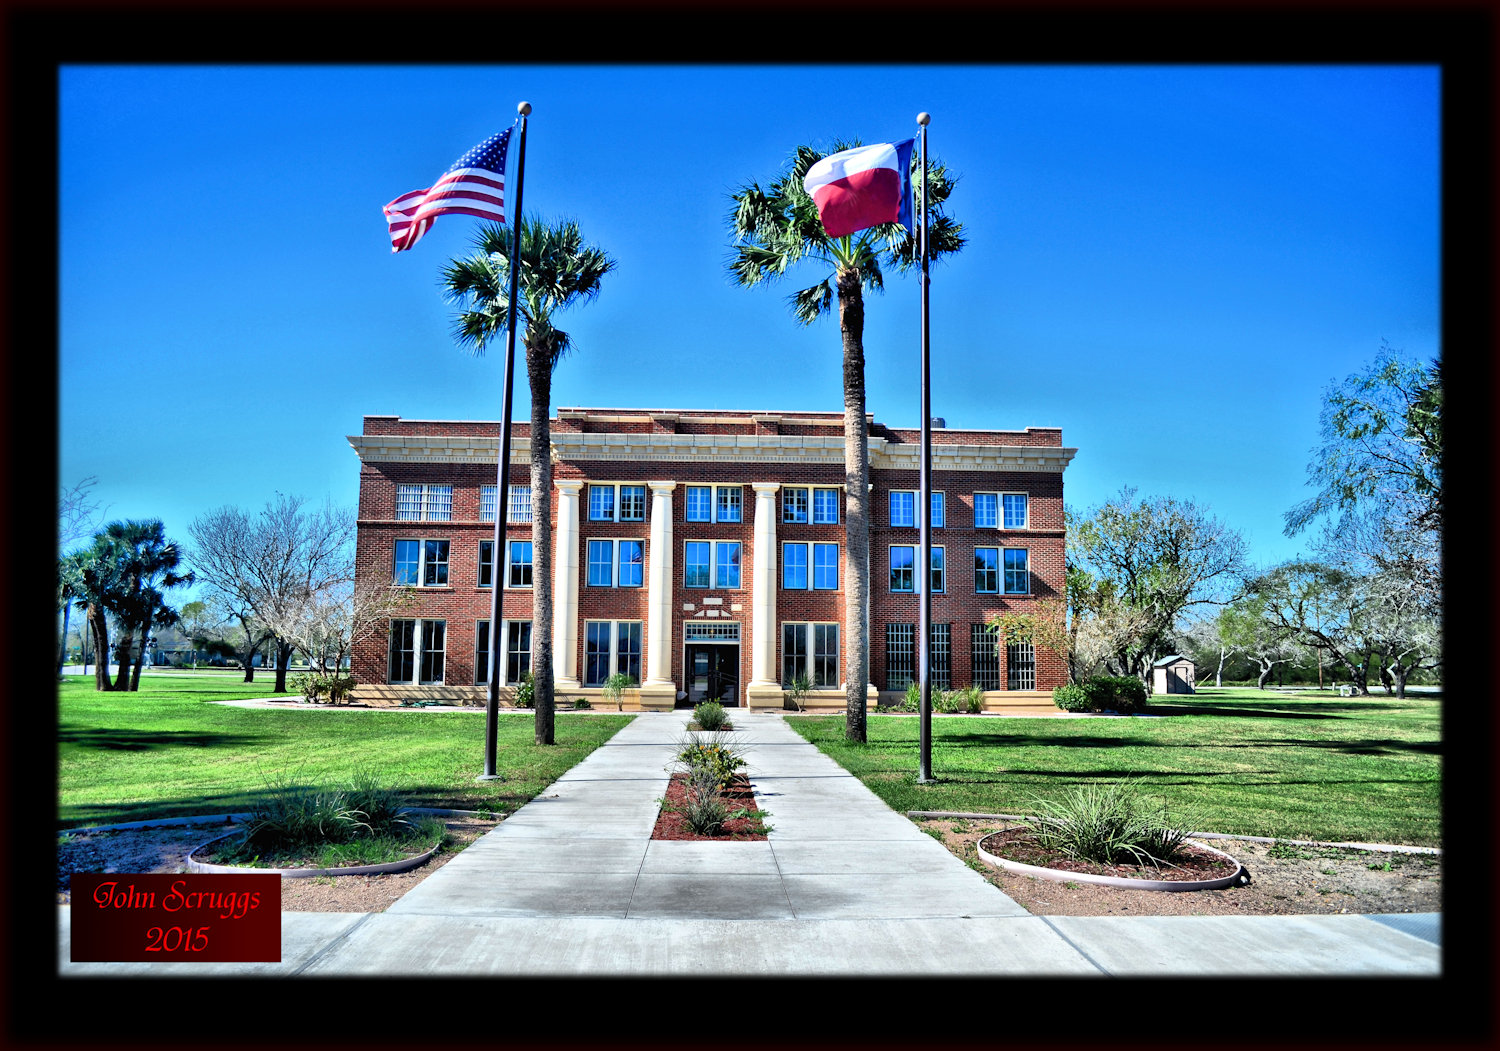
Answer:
483, 483, 533, 524
396, 484, 452, 522
684, 540, 741, 588
587, 483, 647, 522
587, 538, 644, 588
783, 487, 809, 524
784, 541, 841, 591
1002, 493, 1029, 529
889, 491, 916, 528
974, 492, 998, 529
393, 539, 449, 587
812, 487, 840, 524
1003, 548, 1030, 594
684, 485, 742, 524
889, 490, 943, 528
891, 544, 943, 593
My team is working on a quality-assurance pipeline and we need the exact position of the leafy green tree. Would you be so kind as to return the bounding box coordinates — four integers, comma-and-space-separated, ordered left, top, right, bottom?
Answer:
1285, 344, 1441, 598
1069, 489, 1249, 685
728, 141, 965, 742
443, 217, 617, 745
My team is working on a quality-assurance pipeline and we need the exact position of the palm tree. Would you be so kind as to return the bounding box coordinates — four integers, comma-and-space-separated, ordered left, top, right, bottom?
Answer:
729, 142, 964, 743
443, 217, 617, 745
93, 520, 194, 691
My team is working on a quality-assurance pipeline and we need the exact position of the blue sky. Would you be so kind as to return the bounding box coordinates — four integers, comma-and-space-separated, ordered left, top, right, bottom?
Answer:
58, 64, 1440, 589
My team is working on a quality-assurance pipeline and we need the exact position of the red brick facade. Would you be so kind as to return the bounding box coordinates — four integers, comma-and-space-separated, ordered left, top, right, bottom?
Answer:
349, 410, 1076, 707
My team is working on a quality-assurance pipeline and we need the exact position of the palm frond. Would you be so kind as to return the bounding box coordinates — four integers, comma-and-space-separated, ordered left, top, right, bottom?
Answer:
790, 278, 835, 325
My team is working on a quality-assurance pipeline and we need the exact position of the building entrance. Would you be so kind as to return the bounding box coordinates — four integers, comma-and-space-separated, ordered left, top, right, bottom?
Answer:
685, 643, 740, 708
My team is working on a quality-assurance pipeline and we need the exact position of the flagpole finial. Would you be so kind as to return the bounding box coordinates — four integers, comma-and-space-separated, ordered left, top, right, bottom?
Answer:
518, 101, 533, 116
917, 112, 931, 126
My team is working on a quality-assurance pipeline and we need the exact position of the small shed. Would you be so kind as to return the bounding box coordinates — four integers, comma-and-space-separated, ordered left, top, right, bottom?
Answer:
1152, 655, 1196, 695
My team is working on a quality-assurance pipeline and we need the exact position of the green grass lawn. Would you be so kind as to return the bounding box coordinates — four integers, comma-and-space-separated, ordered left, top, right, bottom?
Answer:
788, 687, 1441, 847
57, 675, 634, 828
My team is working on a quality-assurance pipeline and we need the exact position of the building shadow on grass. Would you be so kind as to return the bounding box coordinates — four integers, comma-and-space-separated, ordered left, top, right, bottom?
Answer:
58, 724, 268, 752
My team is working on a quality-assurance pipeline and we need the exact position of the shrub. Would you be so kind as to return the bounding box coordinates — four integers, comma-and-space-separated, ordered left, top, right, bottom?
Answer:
510, 672, 536, 708
601, 672, 636, 710
933, 690, 962, 714
572, 698, 592, 710
1085, 675, 1148, 714
1021, 781, 1195, 868
902, 681, 921, 712
673, 730, 746, 789
1052, 683, 1092, 712
693, 701, 730, 731
288, 672, 356, 705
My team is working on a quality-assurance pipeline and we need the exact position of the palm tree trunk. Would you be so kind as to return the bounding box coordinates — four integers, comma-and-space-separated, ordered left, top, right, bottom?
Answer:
527, 340, 556, 745
88, 606, 111, 691
58, 601, 71, 675
837, 271, 870, 744
130, 621, 149, 690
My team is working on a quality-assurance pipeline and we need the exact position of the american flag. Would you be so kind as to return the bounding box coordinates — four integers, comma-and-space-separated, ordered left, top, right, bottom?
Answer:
384, 128, 512, 252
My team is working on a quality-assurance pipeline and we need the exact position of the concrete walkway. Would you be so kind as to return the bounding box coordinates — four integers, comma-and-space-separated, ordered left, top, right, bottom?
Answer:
58, 709, 1440, 977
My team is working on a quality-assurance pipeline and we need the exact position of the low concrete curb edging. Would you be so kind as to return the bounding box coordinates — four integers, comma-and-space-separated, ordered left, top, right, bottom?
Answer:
185, 830, 443, 878
976, 832, 1250, 892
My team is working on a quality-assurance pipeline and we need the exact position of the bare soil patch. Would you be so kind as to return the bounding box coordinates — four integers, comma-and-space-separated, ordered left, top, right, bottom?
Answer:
921, 818, 1442, 917
57, 815, 499, 915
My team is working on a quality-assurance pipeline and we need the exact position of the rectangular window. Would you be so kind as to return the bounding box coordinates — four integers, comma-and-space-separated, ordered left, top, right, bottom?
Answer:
889, 491, 916, 528
930, 546, 946, 593
616, 621, 642, 683
396, 484, 452, 522
813, 623, 839, 687
587, 539, 614, 587
388, 618, 415, 683
1003, 493, 1029, 529
812, 543, 839, 590
419, 620, 446, 683
1007, 640, 1036, 690
474, 620, 533, 685
782, 623, 840, 688
685, 486, 712, 522
782, 487, 809, 523
716, 486, 742, 523
618, 485, 646, 523
422, 540, 449, 586
886, 623, 915, 690
588, 485, 616, 522
480, 485, 498, 523
974, 492, 999, 529
684, 541, 711, 588
508, 484, 533, 524
479, 540, 493, 588
388, 619, 445, 684
975, 547, 999, 594
971, 623, 1001, 691
583, 620, 642, 686
890, 545, 915, 593
508, 540, 533, 588
930, 491, 945, 528
782, 542, 808, 590
618, 540, 644, 588
930, 623, 952, 690
393, 539, 448, 587
813, 488, 839, 524
1004, 548, 1030, 594
393, 539, 421, 586
715, 541, 741, 588
584, 621, 612, 687
782, 623, 807, 686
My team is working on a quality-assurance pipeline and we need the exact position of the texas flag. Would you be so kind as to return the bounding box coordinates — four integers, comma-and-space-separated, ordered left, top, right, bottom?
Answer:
802, 139, 916, 238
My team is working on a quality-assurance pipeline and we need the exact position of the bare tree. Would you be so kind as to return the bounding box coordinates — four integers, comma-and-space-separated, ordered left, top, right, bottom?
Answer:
58, 476, 104, 553
281, 575, 418, 676
187, 495, 354, 693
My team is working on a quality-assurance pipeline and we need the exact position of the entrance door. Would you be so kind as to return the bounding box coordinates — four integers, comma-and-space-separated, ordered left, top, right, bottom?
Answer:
685, 644, 740, 707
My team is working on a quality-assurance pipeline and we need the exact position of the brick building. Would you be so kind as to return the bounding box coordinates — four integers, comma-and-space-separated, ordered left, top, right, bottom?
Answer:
348, 408, 1076, 712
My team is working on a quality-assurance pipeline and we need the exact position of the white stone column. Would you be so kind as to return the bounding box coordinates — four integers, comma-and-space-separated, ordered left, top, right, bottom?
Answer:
747, 482, 781, 707
552, 480, 584, 691
644, 481, 676, 688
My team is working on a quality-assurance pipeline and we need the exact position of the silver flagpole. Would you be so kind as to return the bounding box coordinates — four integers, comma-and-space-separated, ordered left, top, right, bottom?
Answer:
481, 101, 531, 781
917, 112, 934, 784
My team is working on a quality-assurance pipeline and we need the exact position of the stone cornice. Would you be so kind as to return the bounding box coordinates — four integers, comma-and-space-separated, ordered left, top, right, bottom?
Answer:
350, 432, 1078, 474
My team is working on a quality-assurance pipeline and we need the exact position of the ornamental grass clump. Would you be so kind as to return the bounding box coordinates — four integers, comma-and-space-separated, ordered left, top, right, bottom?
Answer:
691, 700, 731, 731
680, 765, 730, 835
673, 730, 747, 790
221, 770, 418, 864
1020, 781, 1196, 869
